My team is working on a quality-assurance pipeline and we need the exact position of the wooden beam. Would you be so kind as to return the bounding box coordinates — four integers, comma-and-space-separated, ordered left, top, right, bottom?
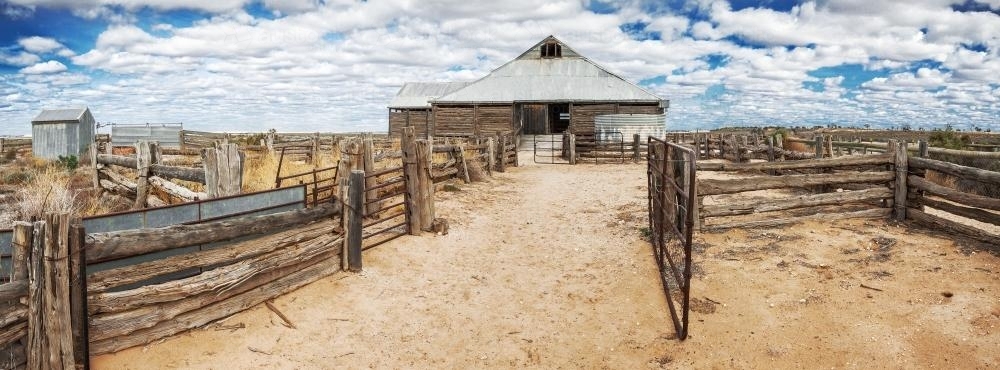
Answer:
705, 208, 890, 231
698, 171, 894, 196
907, 207, 999, 245
909, 175, 1000, 211
701, 187, 892, 218
697, 154, 891, 172
908, 156, 1000, 185
401, 127, 421, 235
915, 197, 1000, 227
85, 203, 338, 264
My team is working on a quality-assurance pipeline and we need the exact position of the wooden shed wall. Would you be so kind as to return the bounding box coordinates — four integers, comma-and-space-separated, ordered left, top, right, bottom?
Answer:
389, 109, 432, 138
476, 105, 513, 134
617, 104, 663, 115
433, 106, 475, 136
569, 104, 616, 134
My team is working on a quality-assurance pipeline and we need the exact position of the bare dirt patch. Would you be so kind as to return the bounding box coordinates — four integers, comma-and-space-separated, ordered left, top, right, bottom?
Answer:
93, 155, 999, 369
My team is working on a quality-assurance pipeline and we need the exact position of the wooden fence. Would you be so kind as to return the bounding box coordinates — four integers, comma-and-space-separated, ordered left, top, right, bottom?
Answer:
94, 141, 243, 207
0, 138, 31, 155
692, 138, 999, 244
1, 215, 88, 369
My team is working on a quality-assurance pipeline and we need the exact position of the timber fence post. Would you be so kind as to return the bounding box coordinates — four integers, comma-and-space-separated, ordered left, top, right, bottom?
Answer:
569, 134, 577, 165
814, 135, 824, 159
363, 134, 379, 215
346, 170, 364, 272
69, 221, 89, 369
633, 134, 641, 162
893, 141, 908, 221
401, 127, 422, 235
416, 140, 435, 231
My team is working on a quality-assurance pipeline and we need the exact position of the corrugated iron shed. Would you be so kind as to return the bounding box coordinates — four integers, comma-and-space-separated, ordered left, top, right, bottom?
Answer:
388, 82, 471, 108
30, 106, 95, 160
432, 36, 662, 104
32, 108, 88, 123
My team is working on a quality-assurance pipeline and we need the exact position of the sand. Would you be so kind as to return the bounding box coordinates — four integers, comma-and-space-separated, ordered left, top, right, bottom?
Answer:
93, 153, 999, 369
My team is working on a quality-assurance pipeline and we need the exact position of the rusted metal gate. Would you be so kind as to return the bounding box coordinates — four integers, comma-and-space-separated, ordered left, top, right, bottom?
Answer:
533, 134, 570, 164
646, 136, 697, 340
361, 165, 410, 249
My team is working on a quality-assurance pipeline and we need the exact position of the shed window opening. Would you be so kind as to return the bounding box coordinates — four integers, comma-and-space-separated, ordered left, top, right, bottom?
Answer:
541, 42, 562, 58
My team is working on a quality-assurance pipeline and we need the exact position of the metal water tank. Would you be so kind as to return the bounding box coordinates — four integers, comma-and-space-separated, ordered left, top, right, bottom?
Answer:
594, 114, 666, 143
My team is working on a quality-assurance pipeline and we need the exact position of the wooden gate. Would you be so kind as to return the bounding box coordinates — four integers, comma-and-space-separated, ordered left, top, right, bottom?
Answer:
521, 104, 547, 134
646, 137, 697, 340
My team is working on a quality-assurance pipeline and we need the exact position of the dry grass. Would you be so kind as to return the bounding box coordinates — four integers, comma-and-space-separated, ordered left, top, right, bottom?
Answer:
784, 140, 809, 153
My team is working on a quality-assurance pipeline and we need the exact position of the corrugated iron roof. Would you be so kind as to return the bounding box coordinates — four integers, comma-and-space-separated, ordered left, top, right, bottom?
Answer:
32, 107, 89, 123
433, 58, 662, 103
388, 82, 471, 108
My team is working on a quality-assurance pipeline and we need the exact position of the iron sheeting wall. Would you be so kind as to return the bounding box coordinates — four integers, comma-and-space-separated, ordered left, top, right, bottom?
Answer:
31, 122, 79, 160
112, 123, 182, 148
594, 114, 666, 143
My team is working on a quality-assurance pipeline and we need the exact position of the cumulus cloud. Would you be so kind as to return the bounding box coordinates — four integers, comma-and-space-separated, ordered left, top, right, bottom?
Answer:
0, 0, 998, 135
19, 60, 68, 74
18, 36, 66, 53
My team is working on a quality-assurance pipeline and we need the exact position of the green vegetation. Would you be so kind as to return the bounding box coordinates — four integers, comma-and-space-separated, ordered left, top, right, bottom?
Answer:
928, 129, 971, 150
57, 155, 79, 170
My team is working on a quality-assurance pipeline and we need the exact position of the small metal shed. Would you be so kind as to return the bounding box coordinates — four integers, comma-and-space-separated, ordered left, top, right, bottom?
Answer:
31, 107, 96, 160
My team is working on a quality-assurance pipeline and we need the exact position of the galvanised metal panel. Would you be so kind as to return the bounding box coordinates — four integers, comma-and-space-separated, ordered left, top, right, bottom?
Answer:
145, 204, 200, 228
83, 213, 144, 233
111, 123, 182, 148
199, 186, 304, 219
595, 114, 666, 143
0, 230, 11, 278
31, 122, 76, 160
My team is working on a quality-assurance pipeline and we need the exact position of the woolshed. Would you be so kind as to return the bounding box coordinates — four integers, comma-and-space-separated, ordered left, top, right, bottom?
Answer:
31, 107, 96, 160
388, 36, 668, 138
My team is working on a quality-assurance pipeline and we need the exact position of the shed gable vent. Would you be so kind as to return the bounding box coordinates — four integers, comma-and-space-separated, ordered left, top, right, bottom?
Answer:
541, 42, 562, 58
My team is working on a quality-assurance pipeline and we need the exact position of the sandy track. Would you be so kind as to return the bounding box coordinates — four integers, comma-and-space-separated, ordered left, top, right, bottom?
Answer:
94, 155, 999, 369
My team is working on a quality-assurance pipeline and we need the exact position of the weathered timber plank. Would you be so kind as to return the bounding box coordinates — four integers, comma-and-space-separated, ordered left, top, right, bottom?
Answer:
87, 221, 334, 293
0, 321, 27, 348
698, 171, 894, 196
97, 154, 205, 183
697, 154, 891, 172
915, 197, 1000, 227
701, 188, 892, 217
89, 237, 340, 342
704, 208, 891, 231
149, 176, 206, 202
85, 204, 338, 264
0, 303, 26, 328
89, 250, 340, 355
88, 233, 340, 314
0, 281, 27, 302
908, 175, 1000, 212
907, 208, 999, 245
908, 156, 1000, 185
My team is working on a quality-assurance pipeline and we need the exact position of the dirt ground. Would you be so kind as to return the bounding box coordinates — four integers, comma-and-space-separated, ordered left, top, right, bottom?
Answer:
94, 153, 999, 369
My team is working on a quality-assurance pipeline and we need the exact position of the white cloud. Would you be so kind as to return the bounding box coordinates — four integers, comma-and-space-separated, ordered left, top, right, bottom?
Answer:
19, 60, 68, 74
18, 36, 64, 53
0, 51, 42, 66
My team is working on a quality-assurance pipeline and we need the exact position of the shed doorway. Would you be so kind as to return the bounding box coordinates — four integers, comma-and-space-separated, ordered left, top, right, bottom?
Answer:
549, 104, 570, 133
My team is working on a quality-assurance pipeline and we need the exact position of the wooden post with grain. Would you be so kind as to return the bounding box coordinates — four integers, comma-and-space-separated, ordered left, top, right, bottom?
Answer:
893, 141, 908, 221
203, 143, 244, 198
401, 127, 422, 235
346, 170, 364, 272
415, 139, 435, 231
633, 134, 641, 162
133, 141, 158, 209
569, 133, 577, 165
362, 134, 379, 215
498, 132, 507, 173
814, 135, 824, 159
68, 222, 89, 369
455, 146, 471, 183
486, 137, 496, 174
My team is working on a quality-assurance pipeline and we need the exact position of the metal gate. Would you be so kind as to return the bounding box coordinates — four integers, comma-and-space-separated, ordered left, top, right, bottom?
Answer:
646, 136, 697, 340
361, 165, 410, 250
533, 134, 570, 164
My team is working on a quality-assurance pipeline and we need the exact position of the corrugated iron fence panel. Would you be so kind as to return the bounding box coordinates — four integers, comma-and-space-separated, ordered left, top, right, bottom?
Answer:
0, 186, 306, 288
111, 123, 183, 148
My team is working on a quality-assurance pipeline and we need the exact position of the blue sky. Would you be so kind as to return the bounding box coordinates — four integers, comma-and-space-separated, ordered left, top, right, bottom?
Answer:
1, 0, 999, 136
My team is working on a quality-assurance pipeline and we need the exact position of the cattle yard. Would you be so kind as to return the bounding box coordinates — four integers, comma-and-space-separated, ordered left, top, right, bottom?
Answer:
0, 128, 998, 368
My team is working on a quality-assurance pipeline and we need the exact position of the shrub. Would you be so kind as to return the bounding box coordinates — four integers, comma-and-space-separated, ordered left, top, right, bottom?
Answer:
57, 155, 79, 170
